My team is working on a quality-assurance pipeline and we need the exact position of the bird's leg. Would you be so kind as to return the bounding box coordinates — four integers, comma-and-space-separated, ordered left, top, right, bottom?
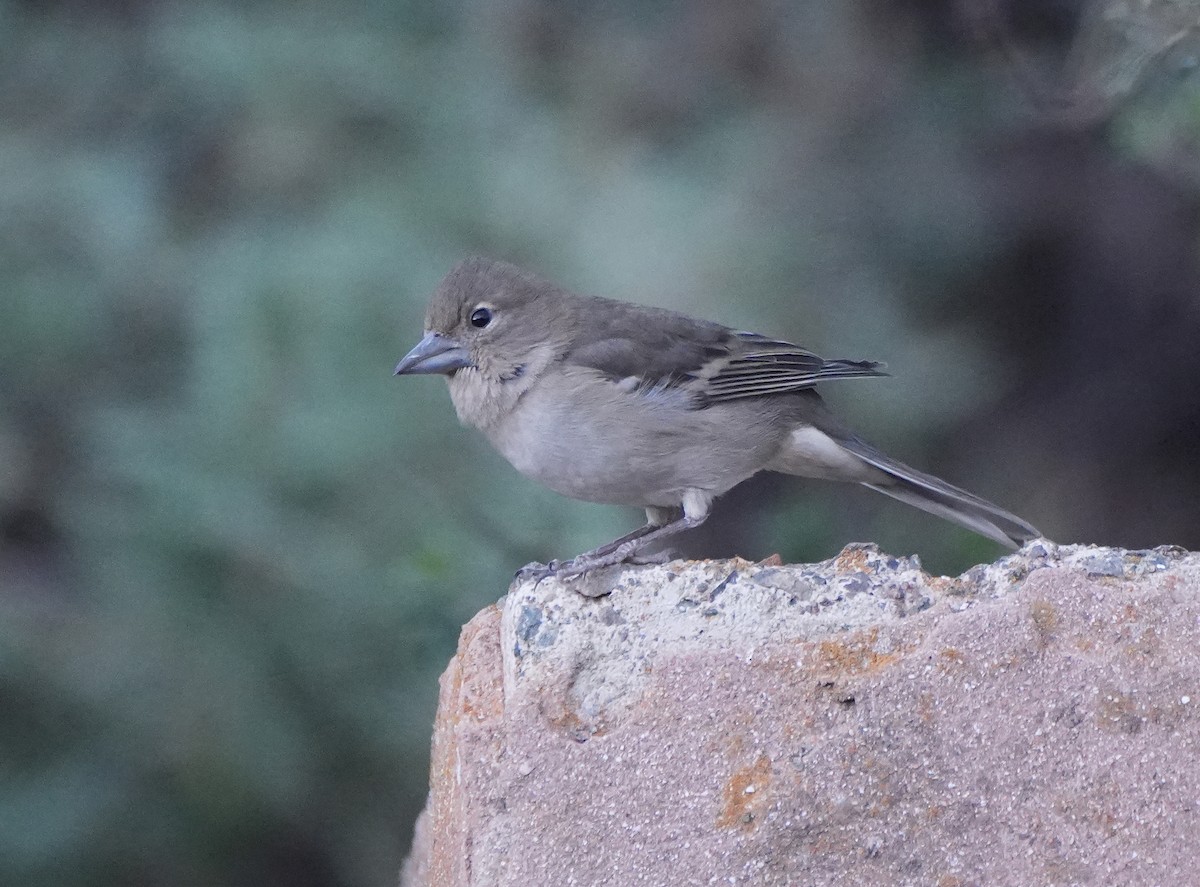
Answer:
575, 522, 661, 561
555, 511, 706, 577
553, 497, 711, 578
516, 496, 712, 582
576, 505, 681, 561
514, 512, 674, 583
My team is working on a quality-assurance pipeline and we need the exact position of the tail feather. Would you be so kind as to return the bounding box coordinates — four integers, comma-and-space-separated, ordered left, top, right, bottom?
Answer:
840, 437, 1041, 550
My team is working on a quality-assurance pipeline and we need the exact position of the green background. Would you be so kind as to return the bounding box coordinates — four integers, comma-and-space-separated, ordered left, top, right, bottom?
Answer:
2, 1, 1198, 884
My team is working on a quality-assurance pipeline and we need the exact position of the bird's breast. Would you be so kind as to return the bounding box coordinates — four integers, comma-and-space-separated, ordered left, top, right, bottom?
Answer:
483, 368, 787, 508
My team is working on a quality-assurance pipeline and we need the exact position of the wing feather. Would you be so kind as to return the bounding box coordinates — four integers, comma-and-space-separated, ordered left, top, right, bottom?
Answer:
562, 299, 887, 407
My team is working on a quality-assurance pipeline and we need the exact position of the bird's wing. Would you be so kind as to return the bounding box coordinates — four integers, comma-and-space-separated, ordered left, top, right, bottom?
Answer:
692, 332, 886, 403
562, 297, 886, 406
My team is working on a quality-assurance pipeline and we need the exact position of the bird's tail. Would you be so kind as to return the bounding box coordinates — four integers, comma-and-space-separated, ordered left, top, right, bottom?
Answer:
839, 436, 1041, 550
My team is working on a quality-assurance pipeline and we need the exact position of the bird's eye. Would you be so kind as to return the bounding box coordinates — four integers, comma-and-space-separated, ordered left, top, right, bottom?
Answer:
470, 306, 493, 329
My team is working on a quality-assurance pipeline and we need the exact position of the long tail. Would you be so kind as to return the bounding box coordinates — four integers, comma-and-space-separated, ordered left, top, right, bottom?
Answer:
839, 437, 1041, 550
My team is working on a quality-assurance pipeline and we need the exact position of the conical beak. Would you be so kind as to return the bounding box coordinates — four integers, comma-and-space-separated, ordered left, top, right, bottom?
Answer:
394, 332, 474, 376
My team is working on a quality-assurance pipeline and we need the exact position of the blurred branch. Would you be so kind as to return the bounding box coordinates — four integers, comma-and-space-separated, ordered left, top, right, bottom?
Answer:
965, 0, 1200, 126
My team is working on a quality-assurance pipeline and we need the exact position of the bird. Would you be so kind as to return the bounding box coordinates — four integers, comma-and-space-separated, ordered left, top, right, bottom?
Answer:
395, 257, 1041, 579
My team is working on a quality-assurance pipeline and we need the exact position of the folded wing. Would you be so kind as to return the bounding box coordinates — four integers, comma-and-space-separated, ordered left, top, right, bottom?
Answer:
563, 298, 886, 407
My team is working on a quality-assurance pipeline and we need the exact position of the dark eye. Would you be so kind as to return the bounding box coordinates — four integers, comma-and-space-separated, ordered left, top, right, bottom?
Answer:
470, 306, 493, 328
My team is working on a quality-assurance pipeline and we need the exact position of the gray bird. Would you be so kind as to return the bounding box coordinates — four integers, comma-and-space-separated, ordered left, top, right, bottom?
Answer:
395, 257, 1041, 578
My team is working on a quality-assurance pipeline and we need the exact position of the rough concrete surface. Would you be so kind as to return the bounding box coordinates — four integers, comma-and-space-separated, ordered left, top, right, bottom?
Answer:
400, 543, 1200, 887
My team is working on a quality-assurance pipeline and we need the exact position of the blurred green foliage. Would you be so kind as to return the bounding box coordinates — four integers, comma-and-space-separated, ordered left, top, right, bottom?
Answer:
1, 1, 1198, 885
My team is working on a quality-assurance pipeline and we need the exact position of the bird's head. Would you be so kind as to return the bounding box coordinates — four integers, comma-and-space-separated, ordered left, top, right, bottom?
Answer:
395, 257, 570, 381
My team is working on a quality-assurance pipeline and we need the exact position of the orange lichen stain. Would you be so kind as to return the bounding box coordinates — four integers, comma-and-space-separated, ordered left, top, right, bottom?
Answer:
939, 647, 965, 665
1029, 599, 1059, 642
917, 691, 936, 725
717, 753, 772, 830
1096, 688, 1145, 735
425, 604, 504, 887
937, 876, 965, 887
1097, 810, 1120, 835
431, 661, 465, 790
448, 604, 505, 723
816, 628, 899, 675
539, 695, 608, 739
1114, 602, 1142, 624
833, 546, 872, 573
758, 552, 784, 567
926, 575, 959, 595
456, 674, 503, 721
1124, 626, 1160, 657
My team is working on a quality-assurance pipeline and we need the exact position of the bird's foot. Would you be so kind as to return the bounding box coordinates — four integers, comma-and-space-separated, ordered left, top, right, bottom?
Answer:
514, 559, 564, 583
515, 548, 673, 587
514, 554, 613, 583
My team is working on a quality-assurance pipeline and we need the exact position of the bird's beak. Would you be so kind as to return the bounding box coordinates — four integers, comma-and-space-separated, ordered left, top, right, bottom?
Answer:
394, 331, 474, 376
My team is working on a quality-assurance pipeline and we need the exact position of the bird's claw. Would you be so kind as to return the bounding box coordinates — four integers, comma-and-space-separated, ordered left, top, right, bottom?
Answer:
515, 561, 557, 583
514, 556, 595, 584
515, 548, 672, 585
